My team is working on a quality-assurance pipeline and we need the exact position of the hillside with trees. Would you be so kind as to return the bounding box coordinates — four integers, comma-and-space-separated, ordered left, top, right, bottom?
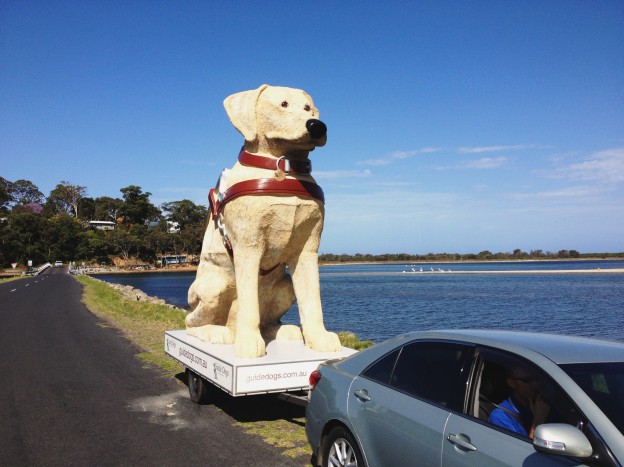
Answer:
0, 177, 207, 268
1, 176, 621, 269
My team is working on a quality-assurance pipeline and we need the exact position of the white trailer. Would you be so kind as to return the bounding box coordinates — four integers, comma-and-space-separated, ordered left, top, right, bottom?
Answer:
165, 330, 357, 405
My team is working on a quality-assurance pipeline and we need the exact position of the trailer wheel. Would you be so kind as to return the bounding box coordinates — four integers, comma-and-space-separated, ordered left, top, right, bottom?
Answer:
186, 368, 211, 404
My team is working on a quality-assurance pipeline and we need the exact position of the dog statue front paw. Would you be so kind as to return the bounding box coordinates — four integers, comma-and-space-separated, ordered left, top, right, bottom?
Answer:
235, 330, 267, 358
304, 329, 342, 352
187, 324, 234, 344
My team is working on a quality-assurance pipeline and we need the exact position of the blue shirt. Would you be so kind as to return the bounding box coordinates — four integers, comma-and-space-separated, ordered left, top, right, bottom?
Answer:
488, 394, 532, 436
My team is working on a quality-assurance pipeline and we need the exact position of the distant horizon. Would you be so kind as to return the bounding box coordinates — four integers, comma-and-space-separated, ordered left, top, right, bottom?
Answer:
316, 252, 624, 259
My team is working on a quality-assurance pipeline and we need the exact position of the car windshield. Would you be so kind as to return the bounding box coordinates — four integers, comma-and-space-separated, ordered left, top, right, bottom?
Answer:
561, 362, 624, 435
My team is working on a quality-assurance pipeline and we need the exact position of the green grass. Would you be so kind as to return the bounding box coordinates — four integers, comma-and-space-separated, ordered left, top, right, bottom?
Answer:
1, 274, 24, 283
73, 274, 374, 462
337, 331, 374, 350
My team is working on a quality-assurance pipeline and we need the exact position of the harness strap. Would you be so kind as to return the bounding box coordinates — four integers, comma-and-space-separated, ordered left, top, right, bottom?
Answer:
210, 178, 324, 218
207, 178, 324, 276
209, 188, 218, 218
238, 149, 312, 174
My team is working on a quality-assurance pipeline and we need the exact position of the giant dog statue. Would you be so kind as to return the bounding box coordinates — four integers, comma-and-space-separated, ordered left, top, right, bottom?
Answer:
186, 85, 341, 358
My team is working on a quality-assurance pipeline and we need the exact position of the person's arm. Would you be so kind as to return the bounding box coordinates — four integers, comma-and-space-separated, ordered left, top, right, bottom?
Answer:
529, 393, 550, 438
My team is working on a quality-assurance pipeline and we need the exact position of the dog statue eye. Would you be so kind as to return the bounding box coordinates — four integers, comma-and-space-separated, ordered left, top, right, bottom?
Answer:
304, 105, 311, 111
281, 101, 289, 108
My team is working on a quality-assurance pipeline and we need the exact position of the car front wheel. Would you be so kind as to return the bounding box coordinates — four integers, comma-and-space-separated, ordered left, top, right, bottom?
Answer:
322, 426, 365, 467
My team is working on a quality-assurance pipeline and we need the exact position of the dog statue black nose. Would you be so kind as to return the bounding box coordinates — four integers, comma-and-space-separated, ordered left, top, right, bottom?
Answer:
306, 119, 327, 139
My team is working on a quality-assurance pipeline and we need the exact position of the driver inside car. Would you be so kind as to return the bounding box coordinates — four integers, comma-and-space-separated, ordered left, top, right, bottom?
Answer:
489, 366, 551, 438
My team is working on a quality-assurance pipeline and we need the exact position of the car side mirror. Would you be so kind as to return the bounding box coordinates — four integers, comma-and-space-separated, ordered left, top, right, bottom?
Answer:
533, 424, 593, 458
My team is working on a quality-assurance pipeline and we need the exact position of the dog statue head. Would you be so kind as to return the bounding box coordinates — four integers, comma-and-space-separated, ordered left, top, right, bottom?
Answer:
224, 84, 327, 157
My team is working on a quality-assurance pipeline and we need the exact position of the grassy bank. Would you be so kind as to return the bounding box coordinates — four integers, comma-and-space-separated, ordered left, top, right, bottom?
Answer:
1, 274, 24, 283
73, 274, 373, 460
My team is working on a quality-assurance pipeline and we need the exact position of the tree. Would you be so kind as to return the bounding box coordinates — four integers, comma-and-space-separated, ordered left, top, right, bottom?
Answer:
478, 250, 493, 259
119, 186, 160, 226
161, 200, 208, 230
78, 197, 96, 220
0, 211, 47, 265
11, 203, 43, 214
0, 177, 13, 212
44, 214, 86, 261
146, 226, 171, 264
93, 196, 123, 222
76, 229, 110, 263
180, 223, 206, 257
10, 179, 44, 206
159, 200, 207, 261
48, 181, 87, 218
128, 224, 152, 261
105, 227, 140, 265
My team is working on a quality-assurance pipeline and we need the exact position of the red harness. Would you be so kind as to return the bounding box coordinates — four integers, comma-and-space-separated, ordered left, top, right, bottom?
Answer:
209, 150, 324, 218
208, 150, 324, 274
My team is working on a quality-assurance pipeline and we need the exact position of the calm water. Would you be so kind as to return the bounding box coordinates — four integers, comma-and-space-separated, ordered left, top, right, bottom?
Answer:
95, 260, 624, 344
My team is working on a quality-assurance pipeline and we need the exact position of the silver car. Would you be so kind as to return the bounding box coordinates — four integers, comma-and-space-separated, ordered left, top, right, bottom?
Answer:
306, 330, 624, 466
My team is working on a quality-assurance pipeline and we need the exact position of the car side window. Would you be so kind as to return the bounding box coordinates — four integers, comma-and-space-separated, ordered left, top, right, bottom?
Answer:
474, 348, 585, 438
388, 342, 472, 410
362, 349, 400, 386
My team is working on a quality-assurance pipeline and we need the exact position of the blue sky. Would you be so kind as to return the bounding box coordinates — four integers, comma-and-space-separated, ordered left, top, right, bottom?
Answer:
2, 1, 623, 254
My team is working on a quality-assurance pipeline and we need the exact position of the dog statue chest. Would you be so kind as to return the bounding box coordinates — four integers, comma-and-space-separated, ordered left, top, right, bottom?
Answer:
223, 195, 324, 253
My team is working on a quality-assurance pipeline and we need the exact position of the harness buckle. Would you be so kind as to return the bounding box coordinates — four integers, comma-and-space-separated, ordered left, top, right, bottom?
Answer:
276, 156, 291, 173
274, 156, 287, 181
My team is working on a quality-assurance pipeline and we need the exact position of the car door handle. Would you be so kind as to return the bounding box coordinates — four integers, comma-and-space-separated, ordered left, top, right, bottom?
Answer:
447, 434, 477, 451
353, 389, 371, 402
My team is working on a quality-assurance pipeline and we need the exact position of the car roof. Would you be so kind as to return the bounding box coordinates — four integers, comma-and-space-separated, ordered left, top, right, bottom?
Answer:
392, 329, 624, 364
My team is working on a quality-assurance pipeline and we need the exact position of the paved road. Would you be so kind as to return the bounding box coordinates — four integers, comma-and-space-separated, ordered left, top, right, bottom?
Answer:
0, 268, 307, 466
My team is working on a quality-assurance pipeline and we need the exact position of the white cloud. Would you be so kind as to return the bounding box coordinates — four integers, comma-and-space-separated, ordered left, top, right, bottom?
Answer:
359, 148, 443, 166
457, 144, 538, 154
463, 156, 508, 169
507, 185, 610, 202
433, 155, 509, 171
549, 148, 624, 184
536, 186, 609, 198
391, 147, 442, 159
358, 158, 393, 166
359, 144, 536, 168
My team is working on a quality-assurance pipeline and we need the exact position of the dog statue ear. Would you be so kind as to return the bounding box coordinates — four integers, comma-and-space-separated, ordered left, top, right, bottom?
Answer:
223, 84, 270, 142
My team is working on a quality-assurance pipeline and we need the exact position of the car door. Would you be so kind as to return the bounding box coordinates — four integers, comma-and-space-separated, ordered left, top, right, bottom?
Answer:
347, 341, 473, 467
441, 347, 585, 466
443, 414, 579, 466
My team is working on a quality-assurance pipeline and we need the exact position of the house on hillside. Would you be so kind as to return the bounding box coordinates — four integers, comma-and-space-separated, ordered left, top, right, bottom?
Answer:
87, 220, 116, 231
